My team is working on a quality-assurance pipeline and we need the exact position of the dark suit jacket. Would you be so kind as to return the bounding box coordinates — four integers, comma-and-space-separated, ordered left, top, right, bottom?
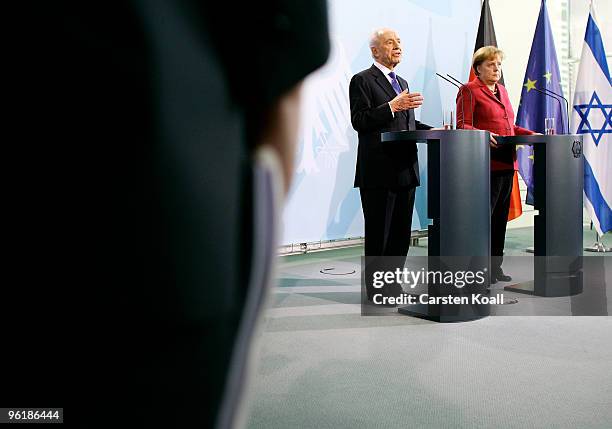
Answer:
350, 64, 431, 189
456, 77, 534, 171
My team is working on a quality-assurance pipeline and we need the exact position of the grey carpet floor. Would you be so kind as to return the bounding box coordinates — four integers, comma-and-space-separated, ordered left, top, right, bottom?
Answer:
245, 228, 612, 429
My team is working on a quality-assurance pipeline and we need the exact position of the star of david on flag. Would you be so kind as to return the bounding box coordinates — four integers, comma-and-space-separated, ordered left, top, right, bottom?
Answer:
574, 92, 612, 147
571, 1, 612, 235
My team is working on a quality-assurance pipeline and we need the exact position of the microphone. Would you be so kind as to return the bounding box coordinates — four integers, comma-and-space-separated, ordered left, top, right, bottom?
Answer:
447, 74, 474, 129
435, 72, 460, 89
436, 72, 462, 130
538, 87, 570, 134
446, 74, 463, 86
531, 87, 567, 134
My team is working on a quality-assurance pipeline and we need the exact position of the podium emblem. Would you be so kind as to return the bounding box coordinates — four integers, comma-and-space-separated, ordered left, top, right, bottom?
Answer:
572, 140, 582, 158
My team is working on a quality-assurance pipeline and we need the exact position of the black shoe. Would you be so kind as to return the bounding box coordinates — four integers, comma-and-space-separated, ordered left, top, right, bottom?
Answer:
494, 270, 512, 282
385, 283, 405, 298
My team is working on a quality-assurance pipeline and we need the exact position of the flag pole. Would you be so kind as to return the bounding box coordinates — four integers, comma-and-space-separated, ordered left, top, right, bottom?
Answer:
584, 221, 611, 252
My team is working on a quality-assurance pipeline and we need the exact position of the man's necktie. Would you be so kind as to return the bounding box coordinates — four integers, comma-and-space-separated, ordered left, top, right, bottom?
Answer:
388, 71, 402, 95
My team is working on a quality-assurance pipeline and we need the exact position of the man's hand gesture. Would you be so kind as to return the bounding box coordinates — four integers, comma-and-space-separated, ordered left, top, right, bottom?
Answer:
389, 90, 424, 113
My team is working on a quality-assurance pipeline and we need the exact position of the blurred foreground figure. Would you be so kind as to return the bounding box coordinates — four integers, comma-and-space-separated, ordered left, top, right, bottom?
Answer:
4, 1, 329, 427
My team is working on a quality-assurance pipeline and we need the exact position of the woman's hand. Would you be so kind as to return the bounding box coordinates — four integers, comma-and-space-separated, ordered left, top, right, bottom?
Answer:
490, 132, 499, 148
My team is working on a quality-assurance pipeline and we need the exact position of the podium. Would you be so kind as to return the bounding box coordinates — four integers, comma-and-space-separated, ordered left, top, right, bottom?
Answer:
381, 130, 491, 322
496, 135, 584, 297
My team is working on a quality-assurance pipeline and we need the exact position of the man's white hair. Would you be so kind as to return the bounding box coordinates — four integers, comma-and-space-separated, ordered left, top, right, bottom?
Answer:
369, 27, 395, 48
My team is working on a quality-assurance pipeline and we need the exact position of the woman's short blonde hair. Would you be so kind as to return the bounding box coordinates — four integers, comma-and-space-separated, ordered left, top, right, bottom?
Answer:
472, 46, 505, 75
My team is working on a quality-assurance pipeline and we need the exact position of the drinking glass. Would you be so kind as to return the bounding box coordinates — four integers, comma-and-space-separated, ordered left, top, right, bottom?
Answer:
443, 110, 455, 130
545, 117, 555, 135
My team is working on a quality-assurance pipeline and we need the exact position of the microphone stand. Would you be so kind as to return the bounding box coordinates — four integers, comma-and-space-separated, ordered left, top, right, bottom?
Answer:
436, 72, 461, 129
531, 87, 566, 134
539, 87, 570, 135
447, 74, 474, 128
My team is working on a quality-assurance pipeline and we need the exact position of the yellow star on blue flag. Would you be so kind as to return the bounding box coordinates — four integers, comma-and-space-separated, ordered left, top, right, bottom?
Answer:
524, 78, 537, 92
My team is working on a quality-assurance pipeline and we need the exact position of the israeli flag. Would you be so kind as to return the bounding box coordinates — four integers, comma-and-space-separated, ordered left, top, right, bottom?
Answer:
572, 1, 612, 235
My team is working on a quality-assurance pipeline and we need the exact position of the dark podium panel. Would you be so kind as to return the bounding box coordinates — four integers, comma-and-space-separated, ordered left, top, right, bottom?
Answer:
496, 135, 584, 296
381, 130, 491, 322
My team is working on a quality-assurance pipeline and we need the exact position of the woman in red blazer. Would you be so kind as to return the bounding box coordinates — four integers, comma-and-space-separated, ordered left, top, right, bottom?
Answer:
456, 46, 536, 283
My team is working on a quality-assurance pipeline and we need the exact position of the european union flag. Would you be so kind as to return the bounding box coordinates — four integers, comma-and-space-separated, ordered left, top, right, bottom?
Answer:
515, 0, 566, 205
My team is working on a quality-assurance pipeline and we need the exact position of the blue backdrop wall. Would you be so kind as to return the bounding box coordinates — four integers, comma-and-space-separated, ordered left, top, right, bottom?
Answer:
282, 0, 481, 245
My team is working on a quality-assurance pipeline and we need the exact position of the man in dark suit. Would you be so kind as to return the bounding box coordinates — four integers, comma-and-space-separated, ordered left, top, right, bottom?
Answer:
349, 28, 432, 300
